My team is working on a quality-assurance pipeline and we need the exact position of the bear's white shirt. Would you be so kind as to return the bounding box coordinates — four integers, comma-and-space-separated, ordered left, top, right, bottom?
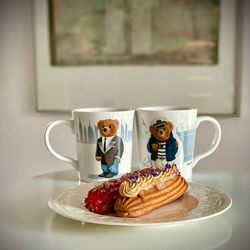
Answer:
157, 141, 166, 159
102, 135, 115, 150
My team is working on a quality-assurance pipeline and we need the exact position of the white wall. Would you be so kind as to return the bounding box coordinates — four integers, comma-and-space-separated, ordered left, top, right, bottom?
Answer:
0, 0, 249, 187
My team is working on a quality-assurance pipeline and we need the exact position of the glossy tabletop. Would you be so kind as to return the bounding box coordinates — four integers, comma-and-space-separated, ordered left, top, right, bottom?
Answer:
0, 169, 249, 250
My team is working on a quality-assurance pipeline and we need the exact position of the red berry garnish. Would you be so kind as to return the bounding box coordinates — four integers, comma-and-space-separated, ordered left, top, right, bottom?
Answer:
84, 168, 153, 214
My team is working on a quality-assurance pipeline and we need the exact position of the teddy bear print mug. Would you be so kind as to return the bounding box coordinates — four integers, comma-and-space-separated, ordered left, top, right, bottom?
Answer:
44, 108, 135, 182
136, 107, 221, 180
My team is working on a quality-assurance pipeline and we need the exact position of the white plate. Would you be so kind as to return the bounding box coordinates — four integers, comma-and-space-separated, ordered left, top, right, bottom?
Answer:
48, 182, 232, 227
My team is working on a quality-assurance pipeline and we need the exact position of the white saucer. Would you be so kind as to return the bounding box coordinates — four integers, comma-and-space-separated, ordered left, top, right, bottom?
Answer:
48, 182, 232, 227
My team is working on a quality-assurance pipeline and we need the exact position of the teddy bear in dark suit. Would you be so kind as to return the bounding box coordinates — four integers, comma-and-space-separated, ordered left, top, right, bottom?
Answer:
96, 119, 124, 178
147, 119, 178, 168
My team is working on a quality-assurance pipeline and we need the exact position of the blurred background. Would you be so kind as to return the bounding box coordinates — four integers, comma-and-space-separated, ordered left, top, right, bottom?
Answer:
0, 0, 249, 187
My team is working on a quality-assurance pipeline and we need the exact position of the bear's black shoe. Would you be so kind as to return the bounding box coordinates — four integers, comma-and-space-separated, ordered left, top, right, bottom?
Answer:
98, 172, 106, 177
105, 173, 115, 178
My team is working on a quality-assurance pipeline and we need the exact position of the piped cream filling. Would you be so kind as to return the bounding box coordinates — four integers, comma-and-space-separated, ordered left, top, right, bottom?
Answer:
119, 164, 179, 198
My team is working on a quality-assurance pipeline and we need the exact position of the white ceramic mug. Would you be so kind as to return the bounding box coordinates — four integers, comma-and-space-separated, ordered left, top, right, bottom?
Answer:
44, 108, 135, 182
136, 107, 221, 180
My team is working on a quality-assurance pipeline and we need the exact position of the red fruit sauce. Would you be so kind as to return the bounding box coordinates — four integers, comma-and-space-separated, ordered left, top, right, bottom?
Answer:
84, 167, 153, 214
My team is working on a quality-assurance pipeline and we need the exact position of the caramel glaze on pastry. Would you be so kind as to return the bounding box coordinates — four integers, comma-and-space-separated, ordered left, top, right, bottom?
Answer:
114, 165, 188, 218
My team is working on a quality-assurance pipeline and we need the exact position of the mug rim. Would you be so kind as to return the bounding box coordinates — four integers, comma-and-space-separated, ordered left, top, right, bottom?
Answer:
137, 106, 197, 112
73, 107, 134, 113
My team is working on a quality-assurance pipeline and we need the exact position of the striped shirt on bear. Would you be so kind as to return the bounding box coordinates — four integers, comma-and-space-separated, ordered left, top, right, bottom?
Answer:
157, 142, 166, 159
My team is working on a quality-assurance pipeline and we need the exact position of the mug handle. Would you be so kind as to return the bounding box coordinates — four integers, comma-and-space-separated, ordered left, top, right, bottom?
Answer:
44, 120, 79, 173
192, 116, 221, 168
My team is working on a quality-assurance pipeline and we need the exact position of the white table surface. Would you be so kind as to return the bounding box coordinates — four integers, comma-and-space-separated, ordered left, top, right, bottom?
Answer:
0, 169, 249, 250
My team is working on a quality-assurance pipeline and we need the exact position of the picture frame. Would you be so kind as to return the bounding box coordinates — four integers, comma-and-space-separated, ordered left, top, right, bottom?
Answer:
33, 0, 240, 116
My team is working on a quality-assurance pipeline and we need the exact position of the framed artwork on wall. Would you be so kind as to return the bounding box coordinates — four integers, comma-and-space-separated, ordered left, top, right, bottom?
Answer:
34, 0, 240, 116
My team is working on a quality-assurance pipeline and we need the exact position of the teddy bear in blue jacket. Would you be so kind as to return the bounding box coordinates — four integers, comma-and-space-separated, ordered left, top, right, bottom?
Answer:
147, 119, 178, 167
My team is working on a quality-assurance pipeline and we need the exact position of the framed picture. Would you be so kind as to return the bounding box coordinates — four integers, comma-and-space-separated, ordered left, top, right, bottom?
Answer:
34, 0, 240, 115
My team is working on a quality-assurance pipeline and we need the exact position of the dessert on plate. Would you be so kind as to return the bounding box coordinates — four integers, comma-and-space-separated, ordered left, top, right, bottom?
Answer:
84, 163, 188, 217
